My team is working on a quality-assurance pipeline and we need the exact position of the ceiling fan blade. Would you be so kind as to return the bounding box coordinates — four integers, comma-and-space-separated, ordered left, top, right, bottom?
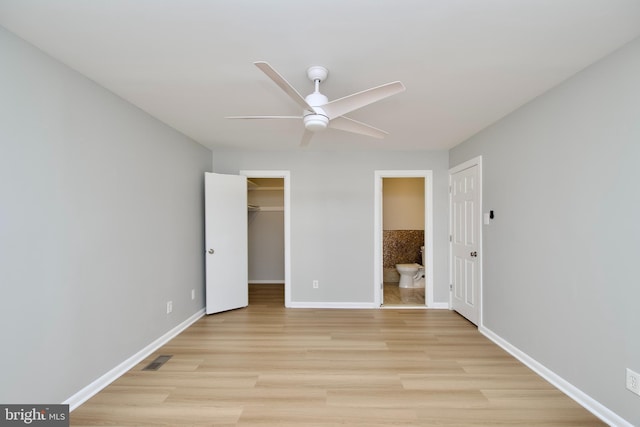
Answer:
321, 81, 405, 120
254, 61, 316, 112
226, 116, 301, 119
300, 130, 314, 147
328, 116, 388, 139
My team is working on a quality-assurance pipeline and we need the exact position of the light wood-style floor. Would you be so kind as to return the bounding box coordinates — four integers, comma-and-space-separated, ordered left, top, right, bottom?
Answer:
71, 284, 605, 426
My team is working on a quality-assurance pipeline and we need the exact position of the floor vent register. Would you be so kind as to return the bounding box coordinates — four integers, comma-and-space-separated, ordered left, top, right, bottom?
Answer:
142, 355, 172, 371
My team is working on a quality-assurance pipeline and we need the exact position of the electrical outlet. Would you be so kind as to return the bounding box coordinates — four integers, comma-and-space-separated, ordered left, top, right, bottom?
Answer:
166, 301, 173, 314
191, 289, 195, 300
312, 280, 319, 289
627, 368, 640, 396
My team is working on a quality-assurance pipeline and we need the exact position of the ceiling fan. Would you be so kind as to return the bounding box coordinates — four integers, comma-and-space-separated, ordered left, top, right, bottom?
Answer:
227, 62, 406, 147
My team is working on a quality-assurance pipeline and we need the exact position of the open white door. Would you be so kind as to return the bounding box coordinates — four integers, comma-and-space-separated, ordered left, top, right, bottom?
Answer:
450, 162, 481, 325
205, 172, 248, 314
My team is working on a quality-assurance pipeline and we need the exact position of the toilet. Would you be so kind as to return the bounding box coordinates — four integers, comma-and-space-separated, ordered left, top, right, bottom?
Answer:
395, 246, 425, 288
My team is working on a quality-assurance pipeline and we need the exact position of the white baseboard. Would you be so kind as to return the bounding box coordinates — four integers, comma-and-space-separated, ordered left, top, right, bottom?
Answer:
248, 280, 285, 284
428, 302, 449, 309
479, 325, 632, 427
64, 308, 205, 411
288, 301, 449, 310
289, 301, 378, 309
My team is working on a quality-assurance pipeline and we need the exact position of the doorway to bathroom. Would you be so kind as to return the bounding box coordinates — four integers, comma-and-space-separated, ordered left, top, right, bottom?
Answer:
374, 170, 433, 308
240, 170, 291, 307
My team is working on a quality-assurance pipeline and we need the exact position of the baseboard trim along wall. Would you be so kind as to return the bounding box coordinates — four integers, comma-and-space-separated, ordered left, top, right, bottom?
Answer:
290, 302, 450, 309
289, 302, 379, 309
248, 280, 285, 284
64, 308, 205, 411
428, 302, 450, 309
479, 326, 632, 427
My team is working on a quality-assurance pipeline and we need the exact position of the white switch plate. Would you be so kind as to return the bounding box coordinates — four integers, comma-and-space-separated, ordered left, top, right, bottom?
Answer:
166, 301, 173, 314
312, 280, 319, 289
483, 213, 490, 225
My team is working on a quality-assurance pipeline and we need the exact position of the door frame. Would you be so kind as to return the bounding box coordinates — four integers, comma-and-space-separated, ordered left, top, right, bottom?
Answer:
240, 170, 291, 307
448, 156, 483, 326
374, 170, 434, 307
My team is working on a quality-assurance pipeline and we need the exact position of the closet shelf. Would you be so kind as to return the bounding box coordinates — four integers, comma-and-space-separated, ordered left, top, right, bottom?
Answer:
248, 186, 284, 191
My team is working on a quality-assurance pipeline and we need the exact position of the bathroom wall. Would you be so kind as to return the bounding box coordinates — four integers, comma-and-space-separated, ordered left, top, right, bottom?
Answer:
382, 178, 425, 282
383, 230, 424, 266
383, 177, 425, 230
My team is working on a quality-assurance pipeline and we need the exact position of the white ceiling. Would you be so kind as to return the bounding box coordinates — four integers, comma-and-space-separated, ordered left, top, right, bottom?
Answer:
1, 1, 640, 151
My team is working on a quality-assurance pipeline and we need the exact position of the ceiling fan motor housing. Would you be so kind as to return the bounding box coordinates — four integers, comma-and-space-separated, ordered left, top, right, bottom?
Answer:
304, 92, 329, 132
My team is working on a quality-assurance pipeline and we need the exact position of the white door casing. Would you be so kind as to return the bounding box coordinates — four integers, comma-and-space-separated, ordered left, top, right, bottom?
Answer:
205, 172, 248, 314
450, 158, 482, 325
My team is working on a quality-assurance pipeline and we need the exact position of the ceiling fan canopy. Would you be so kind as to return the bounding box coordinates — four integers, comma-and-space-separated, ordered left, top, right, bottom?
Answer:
227, 61, 405, 146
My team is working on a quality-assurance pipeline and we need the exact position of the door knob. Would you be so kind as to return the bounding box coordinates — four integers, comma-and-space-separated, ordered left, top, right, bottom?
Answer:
470, 251, 477, 257
208, 249, 215, 254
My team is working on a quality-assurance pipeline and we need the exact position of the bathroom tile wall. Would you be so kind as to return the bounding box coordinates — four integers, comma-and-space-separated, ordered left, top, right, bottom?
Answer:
383, 230, 424, 282
383, 230, 424, 267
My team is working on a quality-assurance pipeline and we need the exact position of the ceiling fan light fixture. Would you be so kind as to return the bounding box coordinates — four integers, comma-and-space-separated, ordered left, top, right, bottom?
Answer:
303, 114, 329, 132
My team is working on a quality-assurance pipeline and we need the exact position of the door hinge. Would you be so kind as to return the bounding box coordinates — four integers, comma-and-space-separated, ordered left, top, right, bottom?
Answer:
449, 235, 452, 242
449, 284, 453, 291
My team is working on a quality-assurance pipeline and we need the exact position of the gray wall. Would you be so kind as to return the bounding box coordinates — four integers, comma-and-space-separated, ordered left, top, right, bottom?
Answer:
450, 37, 640, 425
248, 212, 285, 282
213, 150, 449, 303
0, 27, 212, 403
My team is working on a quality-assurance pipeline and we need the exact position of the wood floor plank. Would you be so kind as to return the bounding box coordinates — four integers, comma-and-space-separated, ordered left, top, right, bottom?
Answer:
70, 284, 606, 426
238, 405, 419, 427
256, 373, 403, 390
400, 373, 553, 390
164, 387, 327, 406
115, 372, 259, 388
326, 389, 490, 409
415, 407, 605, 427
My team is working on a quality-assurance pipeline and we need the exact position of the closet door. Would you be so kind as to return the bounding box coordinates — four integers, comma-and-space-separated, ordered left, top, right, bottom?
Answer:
204, 172, 248, 314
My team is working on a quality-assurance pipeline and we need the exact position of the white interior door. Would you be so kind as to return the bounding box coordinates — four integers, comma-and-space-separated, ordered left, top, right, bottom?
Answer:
205, 172, 248, 314
451, 164, 480, 324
